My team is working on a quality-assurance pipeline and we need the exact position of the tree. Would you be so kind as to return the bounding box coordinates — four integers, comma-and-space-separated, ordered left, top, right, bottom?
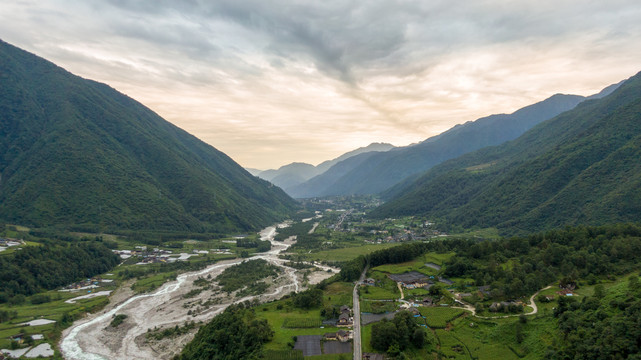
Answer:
515, 322, 524, 344
370, 320, 398, 352
411, 328, 427, 348
593, 284, 605, 299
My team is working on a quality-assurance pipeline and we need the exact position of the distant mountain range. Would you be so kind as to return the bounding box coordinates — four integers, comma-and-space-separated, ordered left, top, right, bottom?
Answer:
286, 83, 621, 199
373, 71, 641, 235
0, 40, 296, 233
251, 142, 394, 192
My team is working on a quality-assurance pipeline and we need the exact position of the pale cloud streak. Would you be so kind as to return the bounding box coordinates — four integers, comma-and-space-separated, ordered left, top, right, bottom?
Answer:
1, 0, 640, 168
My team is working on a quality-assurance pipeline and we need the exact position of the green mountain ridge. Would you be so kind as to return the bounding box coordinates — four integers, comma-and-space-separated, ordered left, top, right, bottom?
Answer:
372, 71, 641, 235
289, 87, 619, 198
0, 40, 296, 233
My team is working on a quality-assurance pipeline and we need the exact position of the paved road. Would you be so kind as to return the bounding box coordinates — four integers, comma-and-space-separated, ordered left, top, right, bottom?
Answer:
353, 266, 368, 360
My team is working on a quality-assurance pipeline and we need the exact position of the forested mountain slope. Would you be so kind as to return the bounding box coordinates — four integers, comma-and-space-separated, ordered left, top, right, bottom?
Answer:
373, 71, 641, 235
291, 85, 619, 198
0, 40, 296, 232
256, 142, 394, 195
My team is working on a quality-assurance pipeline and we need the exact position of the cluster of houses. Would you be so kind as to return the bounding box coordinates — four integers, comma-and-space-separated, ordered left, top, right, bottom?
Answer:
321, 305, 353, 345
112, 246, 232, 264
323, 329, 351, 342
489, 301, 523, 312
61, 277, 112, 291
557, 283, 576, 297
388, 271, 454, 290
0, 238, 24, 252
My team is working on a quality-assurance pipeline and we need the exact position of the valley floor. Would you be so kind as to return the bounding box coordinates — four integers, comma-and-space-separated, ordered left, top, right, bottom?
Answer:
59, 226, 338, 360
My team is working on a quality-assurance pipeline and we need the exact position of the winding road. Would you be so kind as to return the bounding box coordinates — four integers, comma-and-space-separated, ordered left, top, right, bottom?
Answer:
452, 285, 553, 319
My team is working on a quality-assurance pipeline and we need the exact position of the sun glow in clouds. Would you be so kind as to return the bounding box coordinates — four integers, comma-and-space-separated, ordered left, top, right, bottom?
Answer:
1, 0, 640, 168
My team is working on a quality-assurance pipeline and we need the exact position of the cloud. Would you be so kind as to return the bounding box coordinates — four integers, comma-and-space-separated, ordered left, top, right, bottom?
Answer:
1, 0, 640, 168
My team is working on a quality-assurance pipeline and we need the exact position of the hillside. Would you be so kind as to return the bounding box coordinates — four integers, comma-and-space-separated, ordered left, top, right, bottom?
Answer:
0, 40, 296, 233
256, 142, 394, 194
373, 71, 641, 235
290, 90, 622, 198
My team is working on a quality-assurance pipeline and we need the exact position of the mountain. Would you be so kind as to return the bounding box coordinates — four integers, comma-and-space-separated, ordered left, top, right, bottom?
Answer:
0, 40, 296, 233
290, 85, 620, 199
257, 162, 318, 189
314, 142, 395, 173
372, 71, 641, 235
255, 142, 394, 193
244, 168, 263, 176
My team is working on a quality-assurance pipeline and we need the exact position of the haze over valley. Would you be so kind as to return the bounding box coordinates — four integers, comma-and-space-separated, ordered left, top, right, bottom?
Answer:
1, 1, 641, 359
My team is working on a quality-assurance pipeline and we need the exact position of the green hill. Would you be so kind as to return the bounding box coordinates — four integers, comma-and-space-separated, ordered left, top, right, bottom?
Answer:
0, 40, 296, 233
289, 86, 620, 198
373, 71, 641, 235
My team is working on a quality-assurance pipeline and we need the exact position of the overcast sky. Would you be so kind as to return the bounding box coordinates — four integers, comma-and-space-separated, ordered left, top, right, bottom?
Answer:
1, 1, 640, 169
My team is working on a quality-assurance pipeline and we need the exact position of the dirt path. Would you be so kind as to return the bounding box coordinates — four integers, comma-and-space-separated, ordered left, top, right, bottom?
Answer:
397, 282, 404, 300
308, 222, 319, 234
451, 285, 553, 319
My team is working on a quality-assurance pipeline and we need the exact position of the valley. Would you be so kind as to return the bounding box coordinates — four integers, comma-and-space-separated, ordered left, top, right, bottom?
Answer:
59, 224, 338, 360
0, 15, 640, 360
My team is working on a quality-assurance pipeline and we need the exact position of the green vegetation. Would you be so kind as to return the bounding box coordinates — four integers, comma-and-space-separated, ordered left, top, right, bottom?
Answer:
110, 314, 128, 327
176, 303, 273, 360
370, 311, 429, 355
291, 288, 323, 309
274, 222, 314, 241
419, 307, 465, 328
342, 224, 641, 300
302, 243, 399, 263
215, 259, 279, 294
292, 92, 585, 198
282, 318, 322, 328
237, 238, 272, 252
0, 39, 295, 233
0, 241, 119, 302
551, 274, 641, 359
146, 321, 199, 341
131, 272, 177, 294
374, 72, 641, 235
263, 350, 304, 360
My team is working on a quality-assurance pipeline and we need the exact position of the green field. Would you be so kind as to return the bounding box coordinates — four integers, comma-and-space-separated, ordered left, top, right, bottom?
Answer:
323, 282, 353, 307
360, 286, 398, 300
371, 252, 454, 275
419, 307, 465, 328
282, 317, 323, 328
303, 243, 400, 263
360, 300, 396, 314
256, 303, 340, 351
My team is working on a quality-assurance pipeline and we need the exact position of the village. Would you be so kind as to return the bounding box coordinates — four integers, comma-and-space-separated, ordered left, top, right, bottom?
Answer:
0, 238, 24, 253
112, 246, 233, 264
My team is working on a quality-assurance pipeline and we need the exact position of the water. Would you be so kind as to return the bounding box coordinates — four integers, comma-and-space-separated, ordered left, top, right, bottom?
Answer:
60, 223, 325, 360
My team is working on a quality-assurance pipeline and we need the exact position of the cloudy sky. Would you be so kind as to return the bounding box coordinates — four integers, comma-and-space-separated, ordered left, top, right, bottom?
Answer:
1, 1, 640, 169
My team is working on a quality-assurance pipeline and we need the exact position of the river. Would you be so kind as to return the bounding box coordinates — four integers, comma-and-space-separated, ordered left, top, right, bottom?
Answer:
59, 224, 338, 359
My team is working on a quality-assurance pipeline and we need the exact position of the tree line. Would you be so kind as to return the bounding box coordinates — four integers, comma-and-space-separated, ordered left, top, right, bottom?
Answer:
0, 240, 120, 303
340, 223, 641, 301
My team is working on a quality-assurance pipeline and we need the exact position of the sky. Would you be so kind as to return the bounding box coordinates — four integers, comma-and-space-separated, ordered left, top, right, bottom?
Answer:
1, 1, 640, 170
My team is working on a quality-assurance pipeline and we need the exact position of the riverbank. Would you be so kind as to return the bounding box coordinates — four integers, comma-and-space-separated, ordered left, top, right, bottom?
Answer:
60, 224, 338, 360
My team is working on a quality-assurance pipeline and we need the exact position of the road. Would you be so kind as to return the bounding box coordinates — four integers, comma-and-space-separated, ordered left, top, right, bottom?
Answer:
353, 266, 368, 360
451, 285, 553, 319
397, 282, 405, 300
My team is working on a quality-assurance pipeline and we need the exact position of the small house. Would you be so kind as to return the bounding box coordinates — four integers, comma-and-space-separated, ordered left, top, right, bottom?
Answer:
337, 313, 352, 326
422, 297, 434, 306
